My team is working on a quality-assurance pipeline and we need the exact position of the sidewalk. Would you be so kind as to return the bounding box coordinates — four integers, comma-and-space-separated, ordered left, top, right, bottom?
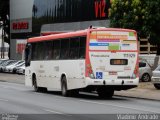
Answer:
0, 73, 24, 84
115, 82, 160, 101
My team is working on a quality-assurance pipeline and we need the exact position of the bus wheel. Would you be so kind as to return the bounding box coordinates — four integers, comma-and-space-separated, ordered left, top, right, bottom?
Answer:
33, 76, 40, 92
61, 76, 70, 97
97, 88, 114, 99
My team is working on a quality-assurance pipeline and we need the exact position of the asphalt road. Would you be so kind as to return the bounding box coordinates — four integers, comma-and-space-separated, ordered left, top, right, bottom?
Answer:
0, 81, 160, 120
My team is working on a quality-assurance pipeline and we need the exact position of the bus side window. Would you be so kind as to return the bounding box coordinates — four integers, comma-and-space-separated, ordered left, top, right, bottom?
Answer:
31, 43, 36, 60
60, 39, 70, 59
38, 42, 45, 60
53, 40, 60, 60
79, 36, 86, 59
44, 41, 53, 60
25, 44, 31, 67
69, 37, 79, 59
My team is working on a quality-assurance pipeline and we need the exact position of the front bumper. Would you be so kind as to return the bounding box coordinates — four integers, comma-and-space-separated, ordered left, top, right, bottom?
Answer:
85, 77, 139, 90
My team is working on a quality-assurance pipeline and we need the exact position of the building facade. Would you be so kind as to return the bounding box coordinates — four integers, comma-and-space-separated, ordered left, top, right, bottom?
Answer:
10, 0, 111, 60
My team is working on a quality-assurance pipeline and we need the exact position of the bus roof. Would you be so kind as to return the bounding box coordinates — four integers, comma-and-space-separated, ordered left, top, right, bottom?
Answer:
28, 28, 137, 43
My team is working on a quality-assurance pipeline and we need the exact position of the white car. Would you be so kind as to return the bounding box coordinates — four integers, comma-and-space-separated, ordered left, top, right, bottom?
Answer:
16, 65, 25, 75
152, 65, 160, 89
139, 61, 152, 82
0, 60, 17, 72
4, 61, 24, 73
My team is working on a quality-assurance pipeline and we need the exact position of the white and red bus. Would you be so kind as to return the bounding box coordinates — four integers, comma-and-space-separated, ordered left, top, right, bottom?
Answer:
25, 27, 139, 98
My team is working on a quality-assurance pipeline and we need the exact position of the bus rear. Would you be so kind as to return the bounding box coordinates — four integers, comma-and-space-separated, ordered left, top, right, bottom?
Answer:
85, 28, 139, 96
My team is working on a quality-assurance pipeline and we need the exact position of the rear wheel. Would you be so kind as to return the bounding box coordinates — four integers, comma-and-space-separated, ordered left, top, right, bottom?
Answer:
61, 76, 79, 97
97, 87, 114, 99
33, 77, 40, 92
61, 76, 70, 97
154, 84, 160, 90
33, 76, 47, 92
141, 73, 151, 82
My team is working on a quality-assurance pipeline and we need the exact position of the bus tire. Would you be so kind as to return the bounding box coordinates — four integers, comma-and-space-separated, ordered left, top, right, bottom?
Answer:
97, 88, 114, 99
33, 77, 47, 92
61, 76, 70, 97
33, 76, 40, 92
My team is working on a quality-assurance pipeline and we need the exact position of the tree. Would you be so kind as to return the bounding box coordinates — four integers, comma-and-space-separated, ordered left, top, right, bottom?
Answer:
109, 0, 160, 55
145, 0, 160, 55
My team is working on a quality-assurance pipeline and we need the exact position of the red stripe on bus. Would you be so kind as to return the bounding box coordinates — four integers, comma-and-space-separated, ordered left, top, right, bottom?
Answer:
28, 31, 87, 43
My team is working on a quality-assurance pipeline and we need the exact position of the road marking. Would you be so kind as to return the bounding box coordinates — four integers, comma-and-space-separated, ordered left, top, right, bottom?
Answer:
0, 98, 9, 102
43, 109, 71, 116
44, 109, 64, 114
79, 100, 160, 114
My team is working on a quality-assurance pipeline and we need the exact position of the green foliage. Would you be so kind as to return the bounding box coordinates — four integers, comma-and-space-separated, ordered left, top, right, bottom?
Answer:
109, 0, 160, 53
145, 0, 160, 45
109, 0, 147, 36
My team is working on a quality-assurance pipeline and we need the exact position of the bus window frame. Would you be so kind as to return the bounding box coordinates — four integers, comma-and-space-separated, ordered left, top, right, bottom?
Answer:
29, 35, 87, 61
